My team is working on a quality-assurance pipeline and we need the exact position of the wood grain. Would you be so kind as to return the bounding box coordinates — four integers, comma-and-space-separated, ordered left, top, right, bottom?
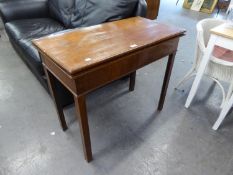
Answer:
146, 0, 160, 19
33, 17, 184, 75
36, 17, 185, 162
74, 96, 92, 162
211, 23, 233, 40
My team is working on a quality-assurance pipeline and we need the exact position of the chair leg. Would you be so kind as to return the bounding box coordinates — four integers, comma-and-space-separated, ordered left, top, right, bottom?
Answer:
175, 38, 199, 90
212, 92, 233, 130
225, 82, 233, 103
209, 77, 226, 108
185, 35, 216, 108
175, 68, 196, 90
184, 66, 207, 108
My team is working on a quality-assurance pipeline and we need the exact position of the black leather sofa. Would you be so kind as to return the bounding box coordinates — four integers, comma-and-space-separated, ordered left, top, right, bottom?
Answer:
0, 0, 147, 106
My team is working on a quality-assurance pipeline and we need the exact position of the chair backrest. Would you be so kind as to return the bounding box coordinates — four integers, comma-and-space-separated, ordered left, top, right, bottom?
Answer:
196, 18, 226, 52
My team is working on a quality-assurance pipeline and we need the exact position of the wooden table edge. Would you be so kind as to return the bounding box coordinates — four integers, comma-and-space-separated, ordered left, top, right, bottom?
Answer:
32, 32, 185, 77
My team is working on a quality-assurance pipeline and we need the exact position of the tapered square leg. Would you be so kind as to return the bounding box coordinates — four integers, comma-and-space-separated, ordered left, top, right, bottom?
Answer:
74, 95, 93, 162
129, 71, 136, 91
158, 52, 176, 111
44, 67, 68, 131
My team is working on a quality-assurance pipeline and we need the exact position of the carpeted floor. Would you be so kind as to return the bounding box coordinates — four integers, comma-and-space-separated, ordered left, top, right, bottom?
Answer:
0, 1, 233, 175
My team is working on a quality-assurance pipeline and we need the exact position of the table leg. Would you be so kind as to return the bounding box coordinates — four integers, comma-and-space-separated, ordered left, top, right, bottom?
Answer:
157, 52, 176, 111
74, 95, 93, 162
129, 71, 136, 91
185, 35, 216, 108
44, 67, 68, 131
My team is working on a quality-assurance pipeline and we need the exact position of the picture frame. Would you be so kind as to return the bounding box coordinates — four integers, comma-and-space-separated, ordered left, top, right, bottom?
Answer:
183, 0, 218, 13
190, 0, 205, 11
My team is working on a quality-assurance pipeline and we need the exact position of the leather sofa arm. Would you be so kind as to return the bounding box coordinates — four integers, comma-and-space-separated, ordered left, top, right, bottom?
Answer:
135, 0, 147, 18
0, 0, 49, 24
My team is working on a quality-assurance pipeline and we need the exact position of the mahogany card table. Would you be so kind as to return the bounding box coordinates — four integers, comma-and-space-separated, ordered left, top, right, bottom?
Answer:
33, 17, 185, 162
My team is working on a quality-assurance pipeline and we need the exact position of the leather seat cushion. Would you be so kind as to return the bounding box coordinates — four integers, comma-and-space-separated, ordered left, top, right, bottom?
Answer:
5, 18, 65, 41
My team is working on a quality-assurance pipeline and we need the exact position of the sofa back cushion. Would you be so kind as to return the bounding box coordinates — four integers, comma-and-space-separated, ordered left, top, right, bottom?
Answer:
48, 0, 73, 27
48, 0, 139, 28
71, 0, 139, 28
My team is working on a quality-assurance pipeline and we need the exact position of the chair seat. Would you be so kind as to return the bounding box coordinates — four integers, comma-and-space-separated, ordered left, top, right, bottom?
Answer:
212, 45, 233, 66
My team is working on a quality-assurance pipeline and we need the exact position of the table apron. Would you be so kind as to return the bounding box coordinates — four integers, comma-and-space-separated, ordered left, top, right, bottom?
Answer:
41, 37, 179, 96
214, 34, 233, 51
41, 54, 78, 95
74, 37, 179, 96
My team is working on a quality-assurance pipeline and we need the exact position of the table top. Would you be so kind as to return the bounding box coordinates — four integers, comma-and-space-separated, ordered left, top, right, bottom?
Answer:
211, 23, 233, 40
33, 17, 185, 75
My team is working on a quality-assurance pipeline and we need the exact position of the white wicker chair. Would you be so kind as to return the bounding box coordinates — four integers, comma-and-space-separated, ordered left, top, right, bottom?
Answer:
176, 18, 233, 108
227, 0, 233, 14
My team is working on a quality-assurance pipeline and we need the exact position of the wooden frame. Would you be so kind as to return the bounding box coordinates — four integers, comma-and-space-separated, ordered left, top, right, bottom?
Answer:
183, 0, 218, 13
146, 0, 160, 19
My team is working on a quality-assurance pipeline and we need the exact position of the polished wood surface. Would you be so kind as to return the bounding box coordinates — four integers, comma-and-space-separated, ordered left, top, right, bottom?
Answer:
146, 0, 160, 19
211, 23, 233, 40
157, 52, 176, 111
44, 67, 68, 131
74, 96, 92, 162
33, 17, 185, 162
33, 17, 184, 75
129, 71, 136, 91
